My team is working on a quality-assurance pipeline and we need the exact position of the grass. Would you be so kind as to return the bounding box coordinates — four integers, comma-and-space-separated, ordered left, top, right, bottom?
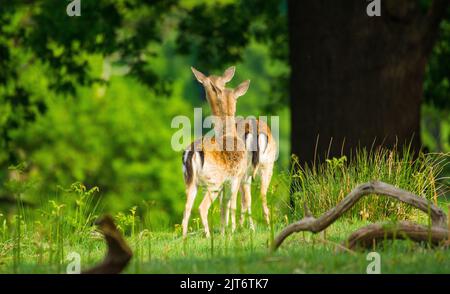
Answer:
3, 217, 450, 274
0, 149, 449, 274
289, 146, 450, 221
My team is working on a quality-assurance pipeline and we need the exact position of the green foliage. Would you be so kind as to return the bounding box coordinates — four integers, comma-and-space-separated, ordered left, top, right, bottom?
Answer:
422, 15, 450, 154
177, 0, 289, 108
0, 0, 177, 170
424, 18, 450, 110
421, 104, 450, 152
178, 0, 287, 67
0, 1, 294, 225
14, 74, 191, 226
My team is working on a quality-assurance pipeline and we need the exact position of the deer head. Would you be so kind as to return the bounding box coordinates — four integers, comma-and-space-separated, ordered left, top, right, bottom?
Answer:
209, 79, 250, 118
191, 66, 236, 116
191, 66, 250, 140
209, 79, 251, 140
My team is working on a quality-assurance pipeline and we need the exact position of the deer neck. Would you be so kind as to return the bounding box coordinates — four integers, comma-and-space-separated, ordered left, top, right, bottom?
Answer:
205, 90, 221, 116
214, 115, 237, 138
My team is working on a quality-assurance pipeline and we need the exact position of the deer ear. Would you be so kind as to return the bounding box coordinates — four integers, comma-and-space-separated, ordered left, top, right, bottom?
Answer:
191, 66, 207, 84
234, 80, 250, 99
222, 66, 236, 83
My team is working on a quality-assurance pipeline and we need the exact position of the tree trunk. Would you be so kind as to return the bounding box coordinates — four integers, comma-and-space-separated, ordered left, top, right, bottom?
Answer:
288, 0, 448, 167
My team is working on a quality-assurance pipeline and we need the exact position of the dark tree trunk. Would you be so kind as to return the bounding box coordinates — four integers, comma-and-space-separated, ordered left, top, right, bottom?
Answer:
288, 0, 448, 167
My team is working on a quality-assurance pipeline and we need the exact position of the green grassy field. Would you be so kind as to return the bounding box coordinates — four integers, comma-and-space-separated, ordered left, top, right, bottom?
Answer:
4, 216, 450, 274
0, 150, 448, 274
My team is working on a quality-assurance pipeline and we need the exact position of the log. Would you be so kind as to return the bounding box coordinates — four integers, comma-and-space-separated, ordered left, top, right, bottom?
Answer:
343, 221, 448, 250
82, 215, 133, 274
272, 181, 448, 251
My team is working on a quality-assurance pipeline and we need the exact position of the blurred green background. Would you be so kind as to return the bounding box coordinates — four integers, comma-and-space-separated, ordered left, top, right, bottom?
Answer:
0, 0, 448, 228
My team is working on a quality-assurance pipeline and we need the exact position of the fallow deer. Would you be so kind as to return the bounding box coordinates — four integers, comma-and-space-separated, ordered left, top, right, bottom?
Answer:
238, 118, 277, 228
181, 73, 251, 238
190, 67, 278, 230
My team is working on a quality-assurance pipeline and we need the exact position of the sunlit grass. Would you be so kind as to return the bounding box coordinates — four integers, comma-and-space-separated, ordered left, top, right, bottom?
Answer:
0, 148, 449, 273
2, 220, 450, 274
288, 147, 450, 222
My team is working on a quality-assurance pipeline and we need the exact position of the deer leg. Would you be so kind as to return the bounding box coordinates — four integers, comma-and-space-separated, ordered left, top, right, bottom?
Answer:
230, 178, 241, 233
242, 178, 255, 231
220, 190, 229, 234
221, 188, 231, 230
182, 184, 198, 238
239, 185, 246, 227
260, 165, 273, 225
199, 190, 219, 238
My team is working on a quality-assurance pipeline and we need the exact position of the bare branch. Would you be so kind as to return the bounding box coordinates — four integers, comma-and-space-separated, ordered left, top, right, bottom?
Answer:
343, 221, 448, 250
272, 181, 447, 251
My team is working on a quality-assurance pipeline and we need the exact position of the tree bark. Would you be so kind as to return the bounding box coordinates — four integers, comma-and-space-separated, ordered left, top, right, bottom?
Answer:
288, 0, 449, 167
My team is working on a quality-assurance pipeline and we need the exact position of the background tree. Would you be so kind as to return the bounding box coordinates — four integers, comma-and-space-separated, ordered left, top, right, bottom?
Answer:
289, 0, 449, 165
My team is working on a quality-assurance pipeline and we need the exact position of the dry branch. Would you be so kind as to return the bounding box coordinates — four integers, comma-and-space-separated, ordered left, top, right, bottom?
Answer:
272, 181, 448, 251
344, 221, 448, 250
82, 215, 133, 274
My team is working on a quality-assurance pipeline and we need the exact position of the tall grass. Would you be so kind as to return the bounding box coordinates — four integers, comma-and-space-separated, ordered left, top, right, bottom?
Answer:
0, 180, 102, 273
288, 146, 450, 222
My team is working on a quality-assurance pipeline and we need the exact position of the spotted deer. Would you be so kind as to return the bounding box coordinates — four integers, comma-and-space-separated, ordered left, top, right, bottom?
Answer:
190, 67, 277, 230
181, 71, 251, 238
238, 118, 277, 229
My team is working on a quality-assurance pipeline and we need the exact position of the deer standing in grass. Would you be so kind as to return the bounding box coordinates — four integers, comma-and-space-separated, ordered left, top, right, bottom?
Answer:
189, 66, 278, 231
181, 69, 251, 238
238, 117, 277, 229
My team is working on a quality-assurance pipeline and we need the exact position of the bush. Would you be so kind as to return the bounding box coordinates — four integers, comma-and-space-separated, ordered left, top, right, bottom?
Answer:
13, 76, 191, 228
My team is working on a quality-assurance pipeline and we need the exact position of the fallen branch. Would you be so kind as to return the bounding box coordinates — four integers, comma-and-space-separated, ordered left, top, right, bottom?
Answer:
272, 181, 448, 251
82, 215, 133, 274
343, 221, 448, 250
